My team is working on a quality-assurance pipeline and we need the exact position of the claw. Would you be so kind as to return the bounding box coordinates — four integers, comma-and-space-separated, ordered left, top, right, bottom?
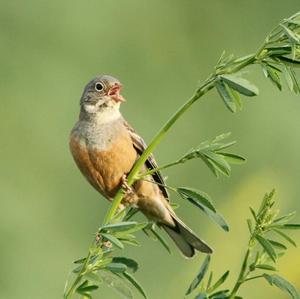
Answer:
121, 174, 134, 194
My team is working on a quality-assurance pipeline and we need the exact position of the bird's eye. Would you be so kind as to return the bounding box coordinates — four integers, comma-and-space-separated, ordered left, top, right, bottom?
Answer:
95, 82, 104, 91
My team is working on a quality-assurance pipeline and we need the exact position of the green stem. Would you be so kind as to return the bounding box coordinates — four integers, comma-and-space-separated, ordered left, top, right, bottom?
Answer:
244, 275, 264, 282
138, 160, 181, 178
228, 248, 251, 299
64, 249, 93, 299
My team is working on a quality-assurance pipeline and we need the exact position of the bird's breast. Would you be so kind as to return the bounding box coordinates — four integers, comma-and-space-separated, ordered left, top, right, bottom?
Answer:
70, 119, 138, 198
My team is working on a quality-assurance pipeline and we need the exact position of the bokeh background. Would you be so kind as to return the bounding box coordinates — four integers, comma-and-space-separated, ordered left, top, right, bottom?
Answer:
1, 1, 300, 298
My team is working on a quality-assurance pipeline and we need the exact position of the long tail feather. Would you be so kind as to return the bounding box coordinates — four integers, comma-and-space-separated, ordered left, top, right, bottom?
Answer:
161, 215, 213, 258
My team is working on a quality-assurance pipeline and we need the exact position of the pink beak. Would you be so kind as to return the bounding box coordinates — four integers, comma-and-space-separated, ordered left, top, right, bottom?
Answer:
108, 83, 126, 103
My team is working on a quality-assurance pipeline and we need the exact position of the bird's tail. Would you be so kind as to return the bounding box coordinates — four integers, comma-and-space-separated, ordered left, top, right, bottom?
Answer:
161, 214, 213, 258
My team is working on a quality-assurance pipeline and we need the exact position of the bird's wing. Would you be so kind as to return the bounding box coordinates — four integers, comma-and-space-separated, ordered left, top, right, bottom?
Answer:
123, 120, 169, 200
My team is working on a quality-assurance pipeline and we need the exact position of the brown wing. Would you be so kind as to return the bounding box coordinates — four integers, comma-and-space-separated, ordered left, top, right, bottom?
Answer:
123, 120, 169, 200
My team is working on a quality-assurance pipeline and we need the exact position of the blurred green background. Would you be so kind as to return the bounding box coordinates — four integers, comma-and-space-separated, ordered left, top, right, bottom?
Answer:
1, 1, 300, 298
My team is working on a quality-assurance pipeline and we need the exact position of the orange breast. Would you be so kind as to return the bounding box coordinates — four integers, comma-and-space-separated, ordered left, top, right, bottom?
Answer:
69, 130, 137, 200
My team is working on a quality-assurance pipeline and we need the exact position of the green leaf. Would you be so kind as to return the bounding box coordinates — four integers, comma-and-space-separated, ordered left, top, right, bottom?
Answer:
274, 211, 296, 224
76, 280, 99, 297
216, 80, 236, 112
208, 271, 230, 292
220, 74, 259, 96
177, 187, 229, 232
268, 239, 287, 250
194, 293, 208, 299
100, 221, 139, 232
249, 207, 258, 222
177, 187, 216, 212
255, 264, 277, 271
273, 229, 297, 247
255, 235, 277, 262
101, 233, 124, 249
112, 257, 139, 273
150, 226, 171, 254
207, 271, 213, 290
280, 24, 300, 43
123, 271, 148, 299
106, 262, 127, 273
263, 274, 300, 299
217, 152, 246, 164
116, 223, 148, 235
202, 151, 231, 176
262, 63, 282, 90
247, 219, 253, 234
186, 255, 211, 295
231, 88, 243, 110
281, 224, 300, 230
74, 257, 87, 264
284, 66, 300, 93
209, 289, 229, 299
100, 271, 133, 299
120, 237, 141, 247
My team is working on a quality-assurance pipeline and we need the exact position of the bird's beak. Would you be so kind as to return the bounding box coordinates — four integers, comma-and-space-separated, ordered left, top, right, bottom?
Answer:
108, 83, 126, 103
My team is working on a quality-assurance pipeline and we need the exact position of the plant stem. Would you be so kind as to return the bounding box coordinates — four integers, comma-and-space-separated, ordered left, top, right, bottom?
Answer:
244, 275, 264, 282
228, 248, 251, 299
64, 249, 93, 299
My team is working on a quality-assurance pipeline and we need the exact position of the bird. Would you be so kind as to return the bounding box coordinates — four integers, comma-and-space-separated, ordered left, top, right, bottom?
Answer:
69, 75, 212, 257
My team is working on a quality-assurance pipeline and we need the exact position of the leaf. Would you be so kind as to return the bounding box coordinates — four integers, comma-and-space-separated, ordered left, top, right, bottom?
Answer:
284, 66, 300, 93
255, 264, 277, 271
177, 188, 229, 232
100, 271, 133, 299
209, 289, 229, 299
202, 151, 231, 176
220, 74, 259, 96
194, 293, 208, 299
255, 235, 277, 262
117, 223, 148, 235
150, 227, 171, 254
186, 255, 211, 295
274, 211, 296, 224
231, 88, 243, 110
208, 271, 230, 292
123, 271, 148, 299
177, 187, 216, 212
216, 80, 236, 112
247, 219, 253, 234
207, 271, 213, 289
268, 239, 287, 250
217, 152, 246, 164
273, 229, 297, 247
263, 274, 300, 299
281, 224, 300, 230
280, 24, 300, 43
101, 233, 124, 249
262, 63, 282, 90
106, 262, 127, 273
100, 221, 139, 232
76, 280, 99, 297
112, 257, 138, 273
249, 207, 258, 222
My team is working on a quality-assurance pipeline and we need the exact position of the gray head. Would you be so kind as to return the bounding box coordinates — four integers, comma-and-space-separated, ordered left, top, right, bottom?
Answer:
80, 75, 125, 117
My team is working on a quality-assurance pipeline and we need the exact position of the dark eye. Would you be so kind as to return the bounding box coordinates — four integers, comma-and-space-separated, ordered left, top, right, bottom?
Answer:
95, 82, 104, 91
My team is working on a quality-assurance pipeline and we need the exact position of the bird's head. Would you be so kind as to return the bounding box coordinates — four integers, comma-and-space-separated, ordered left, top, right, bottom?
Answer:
80, 75, 125, 115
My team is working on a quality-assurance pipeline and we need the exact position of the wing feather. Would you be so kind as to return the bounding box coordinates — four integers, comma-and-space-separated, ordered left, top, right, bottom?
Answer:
123, 120, 169, 200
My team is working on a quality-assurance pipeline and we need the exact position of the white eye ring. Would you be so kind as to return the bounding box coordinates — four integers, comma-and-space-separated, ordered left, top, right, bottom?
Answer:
95, 82, 104, 91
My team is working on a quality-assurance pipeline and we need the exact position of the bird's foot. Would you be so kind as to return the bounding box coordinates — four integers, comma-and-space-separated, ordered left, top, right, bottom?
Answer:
121, 175, 137, 206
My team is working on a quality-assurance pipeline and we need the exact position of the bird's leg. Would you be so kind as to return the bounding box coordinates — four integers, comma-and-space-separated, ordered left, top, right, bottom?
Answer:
121, 174, 138, 206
